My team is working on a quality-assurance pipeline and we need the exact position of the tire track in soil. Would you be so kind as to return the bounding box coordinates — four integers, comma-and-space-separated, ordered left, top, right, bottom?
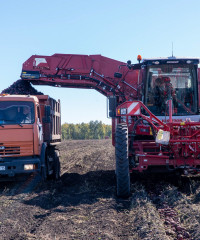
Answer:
0, 173, 42, 196
0, 173, 48, 240
29, 211, 52, 236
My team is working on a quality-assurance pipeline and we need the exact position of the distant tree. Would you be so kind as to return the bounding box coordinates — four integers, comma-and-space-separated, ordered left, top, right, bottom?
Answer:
96, 121, 104, 139
79, 122, 90, 139
61, 121, 111, 140
61, 123, 69, 139
104, 124, 112, 137
89, 120, 98, 139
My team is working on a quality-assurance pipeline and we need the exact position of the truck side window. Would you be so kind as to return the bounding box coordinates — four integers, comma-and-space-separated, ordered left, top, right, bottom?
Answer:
37, 106, 41, 122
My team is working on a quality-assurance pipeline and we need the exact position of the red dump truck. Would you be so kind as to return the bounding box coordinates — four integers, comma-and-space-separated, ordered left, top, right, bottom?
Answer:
0, 94, 61, 180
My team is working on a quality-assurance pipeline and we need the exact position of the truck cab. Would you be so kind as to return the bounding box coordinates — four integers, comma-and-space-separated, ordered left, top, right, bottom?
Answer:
0, 94, 61, 179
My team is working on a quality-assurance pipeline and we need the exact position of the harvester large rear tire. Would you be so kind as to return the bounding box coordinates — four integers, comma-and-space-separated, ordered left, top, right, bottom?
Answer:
115, 123, 130, 198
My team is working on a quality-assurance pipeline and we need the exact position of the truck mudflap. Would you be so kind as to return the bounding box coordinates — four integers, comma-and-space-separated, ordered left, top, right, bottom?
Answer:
0, 157, 41, 177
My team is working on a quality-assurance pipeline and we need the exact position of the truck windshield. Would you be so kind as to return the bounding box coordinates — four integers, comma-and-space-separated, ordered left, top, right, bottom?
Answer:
0, 101, 35, 125
146, 64, 198, 116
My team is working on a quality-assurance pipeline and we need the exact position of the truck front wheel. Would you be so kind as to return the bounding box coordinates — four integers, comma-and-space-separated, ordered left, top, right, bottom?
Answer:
115, 123, 130, 198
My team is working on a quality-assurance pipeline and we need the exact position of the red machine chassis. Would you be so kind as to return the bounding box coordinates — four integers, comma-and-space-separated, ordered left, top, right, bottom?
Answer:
117, 101, 200, 174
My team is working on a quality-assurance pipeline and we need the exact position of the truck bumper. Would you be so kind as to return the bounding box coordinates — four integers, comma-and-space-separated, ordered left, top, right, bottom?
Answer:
0, 157, 41, 177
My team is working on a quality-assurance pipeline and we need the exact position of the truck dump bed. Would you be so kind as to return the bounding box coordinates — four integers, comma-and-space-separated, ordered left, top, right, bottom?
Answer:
37, 95, 61, 145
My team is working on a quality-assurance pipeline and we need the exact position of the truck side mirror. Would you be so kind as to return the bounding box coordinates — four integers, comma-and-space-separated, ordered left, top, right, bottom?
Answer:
107, 96, 116, 118
44, 105, 51, 123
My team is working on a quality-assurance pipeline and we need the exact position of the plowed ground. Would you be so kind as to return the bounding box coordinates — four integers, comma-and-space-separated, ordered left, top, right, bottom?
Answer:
0, 139, 200, 240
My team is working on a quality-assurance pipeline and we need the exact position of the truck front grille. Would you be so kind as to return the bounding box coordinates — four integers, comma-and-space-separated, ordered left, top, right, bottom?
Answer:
0, 143, 33, 157
0, 146, 20, 156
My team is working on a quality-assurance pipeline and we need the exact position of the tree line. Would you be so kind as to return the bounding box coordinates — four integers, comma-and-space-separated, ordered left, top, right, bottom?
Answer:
61, 120, 112, 140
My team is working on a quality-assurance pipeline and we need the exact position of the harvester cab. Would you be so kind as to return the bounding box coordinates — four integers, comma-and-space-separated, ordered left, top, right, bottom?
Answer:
141, 57, 199, 121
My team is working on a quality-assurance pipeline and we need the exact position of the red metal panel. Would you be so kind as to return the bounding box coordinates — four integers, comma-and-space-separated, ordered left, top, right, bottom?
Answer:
22, 54, 140, 99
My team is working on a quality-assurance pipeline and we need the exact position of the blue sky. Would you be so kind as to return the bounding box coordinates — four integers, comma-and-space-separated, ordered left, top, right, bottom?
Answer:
0, 0, 200, 124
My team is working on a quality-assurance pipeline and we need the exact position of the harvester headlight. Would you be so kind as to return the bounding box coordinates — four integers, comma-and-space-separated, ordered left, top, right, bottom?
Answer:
120, 108, 127, 115
24, 164, 34, 170
156, 129, 170, 145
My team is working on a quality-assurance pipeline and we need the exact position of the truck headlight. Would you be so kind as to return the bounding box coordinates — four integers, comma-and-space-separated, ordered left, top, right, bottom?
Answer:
24, 164, 34, 170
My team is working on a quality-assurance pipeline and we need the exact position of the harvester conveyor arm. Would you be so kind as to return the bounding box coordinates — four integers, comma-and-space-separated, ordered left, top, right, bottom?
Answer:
21, 54, 141, 101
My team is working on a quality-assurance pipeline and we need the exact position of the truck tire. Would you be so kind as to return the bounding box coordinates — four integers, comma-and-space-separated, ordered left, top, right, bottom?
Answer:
52, 150, 60, 180
115, 123, 130, 198
41, 165, 47, 181
40, 143, 47, 181
47, 148, 60, 180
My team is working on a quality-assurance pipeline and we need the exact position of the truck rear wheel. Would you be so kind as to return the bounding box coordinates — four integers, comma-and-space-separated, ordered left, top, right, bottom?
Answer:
47, 148, 60, 180
41, 165, 47, 181
115, 123, 130, 198
52, 150, 60, 180
40, 143, 47, 181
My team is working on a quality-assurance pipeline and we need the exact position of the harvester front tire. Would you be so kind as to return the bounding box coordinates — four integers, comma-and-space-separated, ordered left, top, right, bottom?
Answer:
115, 123, 130, 198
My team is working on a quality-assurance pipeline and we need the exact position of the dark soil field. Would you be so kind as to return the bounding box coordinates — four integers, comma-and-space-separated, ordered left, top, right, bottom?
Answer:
0, 139, 200, 240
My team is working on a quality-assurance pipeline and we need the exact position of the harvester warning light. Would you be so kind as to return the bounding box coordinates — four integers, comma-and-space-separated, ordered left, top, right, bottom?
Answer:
117, 109, 120, 115
137, 55, 142, 63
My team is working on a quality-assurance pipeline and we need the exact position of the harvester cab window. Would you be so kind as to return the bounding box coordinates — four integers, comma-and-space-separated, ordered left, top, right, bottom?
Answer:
146, 64, 198, 116
0, 101, 35, 125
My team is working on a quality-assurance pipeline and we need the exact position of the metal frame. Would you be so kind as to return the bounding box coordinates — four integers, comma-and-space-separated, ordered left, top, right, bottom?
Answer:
117, 101, 200, 174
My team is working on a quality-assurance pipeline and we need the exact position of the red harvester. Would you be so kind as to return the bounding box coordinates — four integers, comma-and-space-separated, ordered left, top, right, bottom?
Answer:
21, 54, 200, 197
